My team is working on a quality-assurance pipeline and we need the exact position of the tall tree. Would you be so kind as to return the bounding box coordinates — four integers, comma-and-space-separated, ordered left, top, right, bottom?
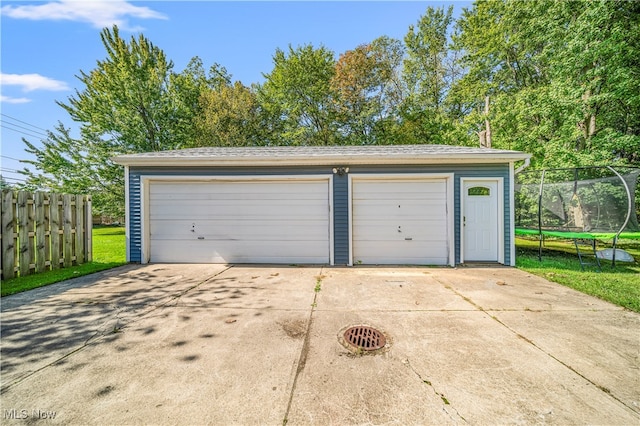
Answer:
542, 0, 640, 163
170, 57, 230, 146
0, 175, 13, 191
453, 0, 640, 166
58, 25, 196, 152
401, 6, 464, 145
258, 44, 338, 145
22, 26, 205, 216
331, 36, 405, 145
22, 124, 124, 217
195, 81, 266, 147
403, 6, 454, 110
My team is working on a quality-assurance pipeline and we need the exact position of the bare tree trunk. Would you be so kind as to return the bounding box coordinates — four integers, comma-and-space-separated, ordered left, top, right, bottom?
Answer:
579, 89, 597, 143
484, 95, 492, 148
478, 130, 487, 147
478, 95, 492, 148
588, 112, 596, 137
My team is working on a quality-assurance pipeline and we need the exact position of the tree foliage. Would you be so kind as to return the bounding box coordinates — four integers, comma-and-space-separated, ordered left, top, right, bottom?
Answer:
258, 44, 338, 145
22, 2, 640, 215
195, 81, 265, 147
331, 36, 405, 144
22, 26, 207, 216
60, 26, 189, 152
400, 5, 471, 145
0, 175, 13, 191
453, 0, 640, 167
22, 123, 124, 216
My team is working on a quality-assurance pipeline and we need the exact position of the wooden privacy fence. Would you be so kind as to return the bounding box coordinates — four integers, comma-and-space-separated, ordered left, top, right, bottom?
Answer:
1, 190, 92, 280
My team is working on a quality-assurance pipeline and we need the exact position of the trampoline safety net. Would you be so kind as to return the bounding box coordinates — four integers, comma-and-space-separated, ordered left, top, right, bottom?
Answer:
515, 166, 640, 239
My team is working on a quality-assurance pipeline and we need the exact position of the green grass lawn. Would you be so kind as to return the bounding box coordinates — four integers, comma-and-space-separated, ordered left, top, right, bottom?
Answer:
3, 226, 638, 313
1, 226, 127, 297
516, 237, 640, 312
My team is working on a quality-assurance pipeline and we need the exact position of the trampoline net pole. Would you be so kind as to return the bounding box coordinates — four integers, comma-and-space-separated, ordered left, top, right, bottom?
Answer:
606, 166, 633, 268
538, 170, 546, 261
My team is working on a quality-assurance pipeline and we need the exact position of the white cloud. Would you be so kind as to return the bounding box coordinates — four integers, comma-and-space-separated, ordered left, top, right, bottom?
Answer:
0, 0, 167, 30
1, 73, 70, 92
1, 95, 32, 104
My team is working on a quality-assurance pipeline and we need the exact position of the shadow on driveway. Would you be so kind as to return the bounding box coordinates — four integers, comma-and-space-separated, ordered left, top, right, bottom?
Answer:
1, 264, 638, 425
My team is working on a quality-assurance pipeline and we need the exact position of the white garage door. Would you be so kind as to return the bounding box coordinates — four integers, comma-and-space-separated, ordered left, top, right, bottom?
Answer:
351, 177, 450, 265
148, 179, 331, 263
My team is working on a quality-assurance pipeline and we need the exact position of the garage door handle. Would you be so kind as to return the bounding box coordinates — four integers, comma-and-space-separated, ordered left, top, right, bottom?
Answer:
405, 237, 412, 241
197, 236, 205, 240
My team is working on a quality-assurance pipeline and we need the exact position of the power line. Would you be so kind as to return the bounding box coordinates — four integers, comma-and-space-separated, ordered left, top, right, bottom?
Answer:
1, 176, 27, 182
0, 167, 22, 173
1, 113, 49, 132
0, 120, 48, 138
1, 155, 24, 162
1, 123, 48, 140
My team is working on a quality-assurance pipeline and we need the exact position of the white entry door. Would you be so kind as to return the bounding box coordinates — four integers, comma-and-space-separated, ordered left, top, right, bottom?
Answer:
463, 180, 500, 262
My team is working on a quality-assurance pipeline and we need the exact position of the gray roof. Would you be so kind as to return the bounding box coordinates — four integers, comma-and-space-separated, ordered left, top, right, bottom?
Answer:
113, 144, 530, 167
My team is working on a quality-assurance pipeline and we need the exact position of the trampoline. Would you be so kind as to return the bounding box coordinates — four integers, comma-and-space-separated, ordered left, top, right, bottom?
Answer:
515, 166, 640, 269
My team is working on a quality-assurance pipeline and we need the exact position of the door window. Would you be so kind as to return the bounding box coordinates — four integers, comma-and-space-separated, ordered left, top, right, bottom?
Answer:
468, 186, 490, 196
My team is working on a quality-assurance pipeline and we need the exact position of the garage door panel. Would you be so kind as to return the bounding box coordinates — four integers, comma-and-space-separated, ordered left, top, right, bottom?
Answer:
148, 179, 330, 263
151, 240, 328, 263
353, 191, 446, 199
353, 200, 446, 213
353, 207, 445, 219
354, 256, 449, 265
150, 202, 327, 220
356, 257, 448, 265
150, 197, 328, 209
152, 181, 326, 197
354, 179, 446, 199
353, 180, 444, 192
152, 191, 326, 202
353, 224, 447, 241
151, 220, 328, 240
352, 177, 450, 265
354, 241, 448, 265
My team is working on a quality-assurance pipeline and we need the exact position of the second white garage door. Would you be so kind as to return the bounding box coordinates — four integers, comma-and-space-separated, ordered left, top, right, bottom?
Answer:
351, 176, 452, 265
147, 178, 331, 263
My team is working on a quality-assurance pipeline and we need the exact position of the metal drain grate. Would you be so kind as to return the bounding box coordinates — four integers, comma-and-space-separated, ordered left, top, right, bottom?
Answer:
343, 326, 386, 351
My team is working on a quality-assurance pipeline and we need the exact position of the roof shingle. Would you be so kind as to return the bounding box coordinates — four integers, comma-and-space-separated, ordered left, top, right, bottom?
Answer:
113, 144, 530, 166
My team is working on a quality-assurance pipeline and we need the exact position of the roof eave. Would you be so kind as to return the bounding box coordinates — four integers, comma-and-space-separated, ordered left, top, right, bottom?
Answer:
112, 153, 531, 167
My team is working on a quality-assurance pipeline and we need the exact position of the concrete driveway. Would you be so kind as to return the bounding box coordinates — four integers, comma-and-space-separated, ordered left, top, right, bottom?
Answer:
1, 265, 638, 425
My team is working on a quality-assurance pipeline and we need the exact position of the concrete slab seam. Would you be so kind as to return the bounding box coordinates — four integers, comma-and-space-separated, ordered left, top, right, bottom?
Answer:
282, 266, 324, 425
403, 358, 467, 424
486, 311, 640, 416
1, 265, 233, 394
312, 308, 480, 313
112, 265, 234, 328
432, 272, 639, 417
430, 275, 484, 312
169, 265, 234, 308
1, 342, 88, 394
102, 265, 233, 329
2, 309, 127, 393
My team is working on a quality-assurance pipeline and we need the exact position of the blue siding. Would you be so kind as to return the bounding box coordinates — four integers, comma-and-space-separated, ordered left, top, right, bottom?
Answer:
127, 163, 513, 266
128, 172, 142, 263
503, 173, 512, 265
127, 166, 335, 264
333, 174, 349, 265
340, 164, 511, 266
448, 164, 511, 265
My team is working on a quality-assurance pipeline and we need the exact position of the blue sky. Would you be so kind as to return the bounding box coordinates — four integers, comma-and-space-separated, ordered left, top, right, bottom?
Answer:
1, 1, 469, 185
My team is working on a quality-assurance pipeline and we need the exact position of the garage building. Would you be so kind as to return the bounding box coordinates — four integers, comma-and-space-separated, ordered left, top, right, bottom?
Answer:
113, 145, 530, 266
